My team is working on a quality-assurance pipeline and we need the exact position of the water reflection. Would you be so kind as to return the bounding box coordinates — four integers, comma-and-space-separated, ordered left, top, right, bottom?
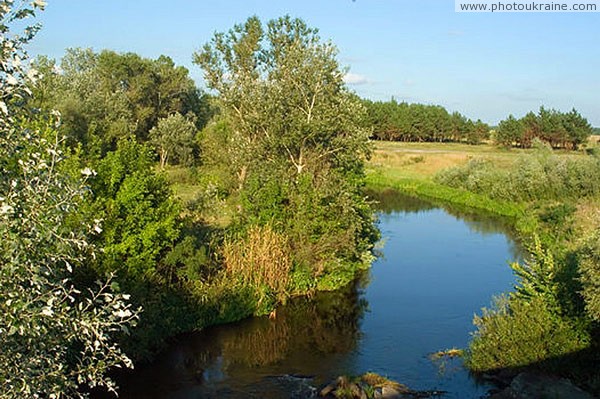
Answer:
367, 188, 524, 261
110, 282, 367, 399
99, 189, 523, 399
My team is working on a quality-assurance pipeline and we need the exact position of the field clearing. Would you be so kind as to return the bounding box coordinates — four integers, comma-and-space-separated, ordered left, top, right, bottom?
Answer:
368, 141, 588, 179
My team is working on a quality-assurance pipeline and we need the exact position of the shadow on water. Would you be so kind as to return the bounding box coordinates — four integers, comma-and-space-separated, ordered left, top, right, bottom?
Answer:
98, 282, 368, 399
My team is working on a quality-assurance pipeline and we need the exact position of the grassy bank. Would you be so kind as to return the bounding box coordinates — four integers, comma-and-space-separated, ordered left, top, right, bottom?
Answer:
366, 169, 524, 219
365, 142, 534, 236
365, 141, 600, 395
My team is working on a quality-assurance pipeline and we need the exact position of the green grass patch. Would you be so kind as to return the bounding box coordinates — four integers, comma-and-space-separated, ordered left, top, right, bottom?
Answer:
365, 167, 524, 219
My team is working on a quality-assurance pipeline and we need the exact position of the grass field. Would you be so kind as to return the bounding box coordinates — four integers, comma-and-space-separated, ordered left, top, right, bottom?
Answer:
367, 140, 586, 180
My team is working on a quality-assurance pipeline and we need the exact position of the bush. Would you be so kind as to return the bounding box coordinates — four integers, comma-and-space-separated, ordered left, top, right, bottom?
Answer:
467, 295, 589, 372
86, 139, 181, 278
580, 232, 600, 321
436, 147, 600, 202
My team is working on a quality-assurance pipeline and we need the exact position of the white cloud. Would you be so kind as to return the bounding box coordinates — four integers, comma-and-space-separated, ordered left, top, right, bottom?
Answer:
343, 72, 370, 85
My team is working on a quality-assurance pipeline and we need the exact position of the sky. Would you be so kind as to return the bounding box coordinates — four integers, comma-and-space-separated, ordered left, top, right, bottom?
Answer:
29, 0, 600, 126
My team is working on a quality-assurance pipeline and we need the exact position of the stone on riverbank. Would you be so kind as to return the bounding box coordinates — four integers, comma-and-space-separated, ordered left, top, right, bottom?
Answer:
488, 372, 595, 399
319, 373, 445, 399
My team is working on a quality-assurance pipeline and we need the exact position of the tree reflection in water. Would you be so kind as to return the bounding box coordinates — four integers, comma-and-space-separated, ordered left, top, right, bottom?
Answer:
367, 188, 524, 261
105, 280, 368, 399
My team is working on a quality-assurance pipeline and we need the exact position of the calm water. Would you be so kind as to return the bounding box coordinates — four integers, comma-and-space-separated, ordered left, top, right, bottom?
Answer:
110, 191, 522, 399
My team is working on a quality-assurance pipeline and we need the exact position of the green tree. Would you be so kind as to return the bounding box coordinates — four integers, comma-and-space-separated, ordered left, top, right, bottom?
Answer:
496, 108, 591, 149
496, 114, 523, 147
194, 15, 377, 291
563, 108, 592, 149
362, 99, 480, 143
465, 119, 489, 145
86, 139, 181, 278
31, 49, 207, 155
149, 112, 198, 168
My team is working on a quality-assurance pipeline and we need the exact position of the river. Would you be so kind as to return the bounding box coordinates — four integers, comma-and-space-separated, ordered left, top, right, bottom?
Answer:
108, 190, 522, 399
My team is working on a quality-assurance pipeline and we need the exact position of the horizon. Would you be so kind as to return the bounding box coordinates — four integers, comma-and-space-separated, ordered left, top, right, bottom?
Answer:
29, 0, 600, 126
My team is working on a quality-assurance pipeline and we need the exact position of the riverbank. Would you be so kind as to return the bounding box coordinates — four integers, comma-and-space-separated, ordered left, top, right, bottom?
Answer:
365, 140, 600, 397
96, 189, 520, 399
365, 142, 535, 240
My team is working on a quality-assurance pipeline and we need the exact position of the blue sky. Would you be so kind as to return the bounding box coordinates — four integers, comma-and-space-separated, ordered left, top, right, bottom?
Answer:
30, 0, 600, 125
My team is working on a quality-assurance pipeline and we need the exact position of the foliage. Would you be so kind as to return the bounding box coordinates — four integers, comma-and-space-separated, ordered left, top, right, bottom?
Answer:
363, 98, 490, 144
509, 235, 585, 317
495, 107, 592, 149
85, 139, 181, 279
149, 112, 198, 168
194, 15, 378, 292
0, 3, 139, 397
0, 116, 138, 398
435, 143, 600, 202
31, 48, 208, 155
0, 0, 44, 125
196, 117, 240, 195
495, 114, 523, 148
580, 231, 600, 321
468, 235, 591, 375
467, 295, 589, 372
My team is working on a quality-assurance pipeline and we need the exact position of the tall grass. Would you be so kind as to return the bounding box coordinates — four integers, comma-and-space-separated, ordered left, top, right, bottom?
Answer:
222, 225, 292, 301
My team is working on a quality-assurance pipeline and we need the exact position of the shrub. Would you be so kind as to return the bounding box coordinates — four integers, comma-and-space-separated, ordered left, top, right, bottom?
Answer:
86, 139, 181, 278
436, 147, 600, 202
467, 295, 589, 372
580, 232, 600, 321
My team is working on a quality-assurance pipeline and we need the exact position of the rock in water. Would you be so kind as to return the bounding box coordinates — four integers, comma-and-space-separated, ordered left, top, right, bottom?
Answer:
380, 385, 402, 398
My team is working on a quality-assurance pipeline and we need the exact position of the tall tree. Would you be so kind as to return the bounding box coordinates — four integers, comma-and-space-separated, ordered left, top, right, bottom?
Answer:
194, 15, 377, 281
31, 49, 207, 155
496, 114, 523, 147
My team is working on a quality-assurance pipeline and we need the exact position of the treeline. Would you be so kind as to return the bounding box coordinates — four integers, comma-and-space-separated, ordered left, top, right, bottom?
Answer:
363, 99, 490, 144
363, 99, 594, 151
495, 107, 592, 149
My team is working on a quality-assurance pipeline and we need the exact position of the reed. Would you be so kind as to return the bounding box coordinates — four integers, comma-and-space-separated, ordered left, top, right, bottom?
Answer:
222, 225, 292, 299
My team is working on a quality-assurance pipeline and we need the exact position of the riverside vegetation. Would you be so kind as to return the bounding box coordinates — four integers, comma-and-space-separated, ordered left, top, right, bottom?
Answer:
2, 1, 599, 398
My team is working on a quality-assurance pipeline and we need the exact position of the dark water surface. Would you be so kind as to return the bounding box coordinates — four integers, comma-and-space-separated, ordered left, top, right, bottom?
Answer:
110, 191, 522, 399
